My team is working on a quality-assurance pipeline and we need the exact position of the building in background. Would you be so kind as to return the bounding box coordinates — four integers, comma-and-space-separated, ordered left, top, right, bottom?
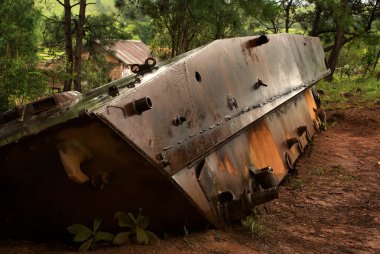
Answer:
94, 39, 153, 81
39, 40, 153, 93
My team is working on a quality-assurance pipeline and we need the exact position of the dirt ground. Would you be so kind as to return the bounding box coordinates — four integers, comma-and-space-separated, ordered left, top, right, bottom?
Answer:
0, 106, 379, 254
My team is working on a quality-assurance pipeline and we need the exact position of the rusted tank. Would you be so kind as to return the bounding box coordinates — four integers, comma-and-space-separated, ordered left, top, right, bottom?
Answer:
0, 34, 328, 240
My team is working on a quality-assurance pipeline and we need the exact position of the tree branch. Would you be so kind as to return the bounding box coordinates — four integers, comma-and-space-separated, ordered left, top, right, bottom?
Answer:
324, 36, 355, 52
71, 2, 81, 8
316, 29, 337, 35
56, 0, 65, 7
365, 0, 379, 32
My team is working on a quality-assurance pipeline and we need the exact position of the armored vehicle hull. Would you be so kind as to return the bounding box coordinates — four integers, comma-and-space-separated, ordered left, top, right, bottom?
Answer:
0, 34, 328, 240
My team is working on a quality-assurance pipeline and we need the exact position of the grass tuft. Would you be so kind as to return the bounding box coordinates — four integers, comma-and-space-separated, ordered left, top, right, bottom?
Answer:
317, 77, 380, 110
242, 214, 268, 238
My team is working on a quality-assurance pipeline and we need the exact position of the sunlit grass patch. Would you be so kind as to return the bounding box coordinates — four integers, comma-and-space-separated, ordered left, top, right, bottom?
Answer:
317, 77, 380, 109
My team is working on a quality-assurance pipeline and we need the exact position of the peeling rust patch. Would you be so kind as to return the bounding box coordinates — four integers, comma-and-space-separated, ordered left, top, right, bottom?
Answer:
218, 155, 238, 175
248, 121, 286, 177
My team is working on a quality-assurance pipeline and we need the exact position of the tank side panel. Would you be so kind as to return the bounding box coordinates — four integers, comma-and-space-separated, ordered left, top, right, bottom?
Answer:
0, 117, 206, 239
172, 89, 320, 223
97, 35, 329, 174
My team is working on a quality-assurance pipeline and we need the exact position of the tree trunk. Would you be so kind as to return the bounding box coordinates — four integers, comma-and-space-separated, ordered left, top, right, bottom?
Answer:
73, 0, 86, 92
372, 49, 380, 73
284, 0, 292, 33
310, 3, 322, 36
325, 28, 344, 82
325, 0, 348, 82
63, 0, 73, 91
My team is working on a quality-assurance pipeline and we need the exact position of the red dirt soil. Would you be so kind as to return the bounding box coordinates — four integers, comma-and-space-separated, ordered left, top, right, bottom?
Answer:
0, 106, 379, 254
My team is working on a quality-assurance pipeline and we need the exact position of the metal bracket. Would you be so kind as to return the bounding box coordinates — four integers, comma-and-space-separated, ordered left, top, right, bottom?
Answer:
227, 94, 238, 110
130, 57, 157, 76
156, 153, 170, 168
173, 116, 187, 126
253, 78, 268, 89
108, 85, 119, 97
126, 77, 141, 88
297, 125, 312, 142
287, 137, 304, 153
285, 152, 293, 170
249, 166, 277, 189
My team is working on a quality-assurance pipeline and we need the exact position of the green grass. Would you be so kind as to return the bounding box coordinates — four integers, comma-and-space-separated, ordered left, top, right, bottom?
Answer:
243, 214, 268, 238
307, 167, 326, 176
282, 176, 305, 190
316, 76, 380, 109
38, 47, 65, 61
331, 165, 345, 174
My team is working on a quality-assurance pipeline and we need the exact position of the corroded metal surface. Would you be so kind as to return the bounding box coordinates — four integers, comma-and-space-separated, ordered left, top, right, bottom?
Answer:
0, 34, 328, 239
96, 34, 328, 175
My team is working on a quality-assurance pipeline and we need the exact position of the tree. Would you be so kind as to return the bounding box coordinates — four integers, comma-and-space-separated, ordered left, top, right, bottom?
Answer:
53, 0, 88, 92
300, 0, 380, 81
42, 0, 132, 91
0, 0, 47, 112
131, 0, 199, 57
245, 0, 302, 34
281, 0, 302, 33
249, 2, 282, 33
117, 0, 260, 58
194, 0, 248, 42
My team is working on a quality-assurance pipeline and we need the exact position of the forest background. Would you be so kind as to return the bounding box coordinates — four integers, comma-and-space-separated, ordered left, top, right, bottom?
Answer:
0, 0, 379, 113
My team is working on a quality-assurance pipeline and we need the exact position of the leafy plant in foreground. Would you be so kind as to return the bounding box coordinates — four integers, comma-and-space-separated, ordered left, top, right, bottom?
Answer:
114, 208, 159, 245
243, 214, 267, 238
67, 218, 114, 251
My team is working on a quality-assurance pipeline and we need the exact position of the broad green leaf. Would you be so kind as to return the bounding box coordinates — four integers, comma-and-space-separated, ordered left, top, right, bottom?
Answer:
67, 224, 92, 243
115, 211, 133, 227
136, 226, 149, 245
113, 232, 130, 245
128, 212, 137, 223
79, 237, 93, 252
93, 218, 102, 232
95, 231, 115, 242
146, 231, 160, 245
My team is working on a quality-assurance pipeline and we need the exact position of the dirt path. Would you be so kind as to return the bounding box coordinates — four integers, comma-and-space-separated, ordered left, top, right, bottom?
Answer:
1, 106, 379, 254
254, 106, 380, 254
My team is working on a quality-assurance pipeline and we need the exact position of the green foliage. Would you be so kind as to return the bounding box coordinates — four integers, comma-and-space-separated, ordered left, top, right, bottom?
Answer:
331, 165, 344, 174
308, 167, 326, 176
36, 0, 117, 16
247, 0, 290, 33
67, 210, 158, 251
0, 58, 48, 112
114, 209, 159, 245
81, 57, 113, 92
38, 0, 133, 92
361, 47, 380, 75
85, 13, 133, 42
117, 0, 266, 58
41, 8, 132, 49
182, 226, 192, 246
3, 0, 378, 104
286, 177, 304, 190
0, 0, 40, 58
243, 214, 267, 238
0, 0, 48, 112
67, 218, 115, 251
317, 76, 380, 109
336, 37, 380, 79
